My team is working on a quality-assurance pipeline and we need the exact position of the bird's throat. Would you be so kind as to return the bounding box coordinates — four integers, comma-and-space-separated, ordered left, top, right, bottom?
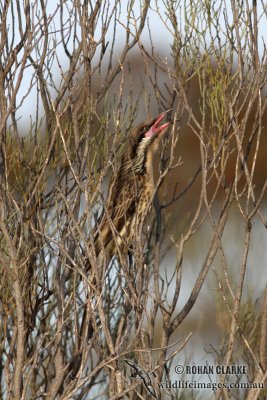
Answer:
145, 150, 155, 191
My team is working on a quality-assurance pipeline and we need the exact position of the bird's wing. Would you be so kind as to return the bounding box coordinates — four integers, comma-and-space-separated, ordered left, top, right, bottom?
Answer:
93, 177, 138, 255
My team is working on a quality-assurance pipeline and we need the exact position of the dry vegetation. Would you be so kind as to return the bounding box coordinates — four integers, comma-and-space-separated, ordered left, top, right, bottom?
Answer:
0, 1, 266, 399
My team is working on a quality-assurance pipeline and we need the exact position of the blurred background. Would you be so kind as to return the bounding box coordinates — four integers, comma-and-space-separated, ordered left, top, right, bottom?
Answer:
2, 1, 267, 399
9, 0, 267, 345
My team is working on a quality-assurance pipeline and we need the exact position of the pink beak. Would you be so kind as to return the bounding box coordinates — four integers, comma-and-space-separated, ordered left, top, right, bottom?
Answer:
145, 109, 172, 138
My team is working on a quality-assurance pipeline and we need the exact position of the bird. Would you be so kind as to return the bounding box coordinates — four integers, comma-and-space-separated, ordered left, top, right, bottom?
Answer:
92, 109, 172, 262
79, 110, 171, 345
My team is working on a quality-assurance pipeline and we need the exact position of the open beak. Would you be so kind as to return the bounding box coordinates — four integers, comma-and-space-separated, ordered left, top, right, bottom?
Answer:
145, 109, 172, 138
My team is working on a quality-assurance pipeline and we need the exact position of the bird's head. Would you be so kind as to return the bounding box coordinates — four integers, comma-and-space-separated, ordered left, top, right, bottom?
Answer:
128, 110, 172, 175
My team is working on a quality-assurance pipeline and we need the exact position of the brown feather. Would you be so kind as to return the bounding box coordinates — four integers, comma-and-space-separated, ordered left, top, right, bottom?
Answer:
90, 112, 170, 261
